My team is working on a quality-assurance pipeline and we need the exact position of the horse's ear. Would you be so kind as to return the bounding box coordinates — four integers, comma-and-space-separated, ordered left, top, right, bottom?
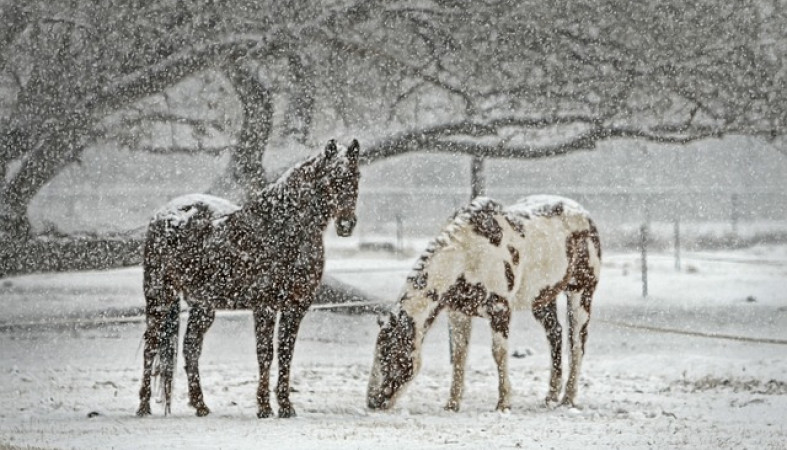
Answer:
347, 139, 360, 160
400, 311, 414, 335
378, 311, 394, 328
325, 139, 338, 158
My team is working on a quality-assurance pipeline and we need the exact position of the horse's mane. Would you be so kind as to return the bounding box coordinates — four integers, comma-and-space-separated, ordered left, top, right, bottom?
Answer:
252, 143, 355, 207
235, 151, 328, 221
265, 153, 323, 200
405, 196, 504, 289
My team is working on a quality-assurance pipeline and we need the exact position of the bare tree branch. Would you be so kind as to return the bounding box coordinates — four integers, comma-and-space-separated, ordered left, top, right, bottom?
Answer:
0, 3, 30, 69
361, 118, 768, 163
85, 34, 274, 117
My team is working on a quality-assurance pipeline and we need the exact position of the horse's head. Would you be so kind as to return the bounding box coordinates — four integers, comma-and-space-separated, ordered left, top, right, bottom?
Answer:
367, 310, 416, 410
320, 139, 360, 237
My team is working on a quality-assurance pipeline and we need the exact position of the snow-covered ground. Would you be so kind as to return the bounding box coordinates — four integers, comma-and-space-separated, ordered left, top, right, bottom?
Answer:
1, 243, 785, 449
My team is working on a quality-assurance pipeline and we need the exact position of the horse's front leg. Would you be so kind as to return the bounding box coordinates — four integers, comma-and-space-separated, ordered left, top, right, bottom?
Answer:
253, 305, 277, 418
445, 310, 472, 412
184, 305, 215, 417
491, 331, 512, 412
275, 306, 308, 418
488, 294, 512, 412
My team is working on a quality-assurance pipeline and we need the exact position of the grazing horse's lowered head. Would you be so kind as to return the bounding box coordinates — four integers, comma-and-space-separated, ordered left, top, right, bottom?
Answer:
367, 308, 418, 410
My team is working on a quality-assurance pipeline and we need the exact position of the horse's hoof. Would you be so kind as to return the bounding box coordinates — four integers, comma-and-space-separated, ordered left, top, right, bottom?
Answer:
278, 407, 297, 418
190, 400, 211, 417
559, 394, 576, 407
444, 402, 460, 412
136, 405, 151, 417
257, 407, 274, 419
544, 395, 559, 406
495, 403, 511, 413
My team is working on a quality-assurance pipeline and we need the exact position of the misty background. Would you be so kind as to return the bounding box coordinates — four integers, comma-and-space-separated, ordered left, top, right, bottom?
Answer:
21, 135, 787, 250
1, 0, 786, 272
1, 3, 787, 447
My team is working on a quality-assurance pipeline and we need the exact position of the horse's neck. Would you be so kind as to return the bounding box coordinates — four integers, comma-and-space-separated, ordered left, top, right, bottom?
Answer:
238, 178, 333, 234
411, 239, 464, 296
301, 184, 335, 232
397, 230, 473, 344
282, 158, 337, 231
399, 288, 441, 344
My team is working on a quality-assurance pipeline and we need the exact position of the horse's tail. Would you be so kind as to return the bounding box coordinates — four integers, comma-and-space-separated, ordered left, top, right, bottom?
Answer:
143, 218, 181, 415
156, 300, 180, 415
586, 217, 601, 262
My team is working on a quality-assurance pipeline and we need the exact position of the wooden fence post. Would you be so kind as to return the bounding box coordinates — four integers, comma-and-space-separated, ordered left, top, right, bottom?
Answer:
640, 223, 648, 298
395, 214, 403, 255
731, 193, 739, 235
674, 218, 681, 271
471, 156, 485, 199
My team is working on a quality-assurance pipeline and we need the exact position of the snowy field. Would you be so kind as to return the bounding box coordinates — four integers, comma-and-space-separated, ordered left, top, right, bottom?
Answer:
0, 243, 786, 449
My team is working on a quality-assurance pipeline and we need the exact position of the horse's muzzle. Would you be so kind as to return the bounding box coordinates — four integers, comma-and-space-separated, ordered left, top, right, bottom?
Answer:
335, 215, 357, 237
367, 395, 390, 411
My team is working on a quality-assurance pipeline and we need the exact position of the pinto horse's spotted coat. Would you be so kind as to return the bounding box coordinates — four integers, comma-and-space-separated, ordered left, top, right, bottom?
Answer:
136, 139, 361, 419
368, 195, 601, 411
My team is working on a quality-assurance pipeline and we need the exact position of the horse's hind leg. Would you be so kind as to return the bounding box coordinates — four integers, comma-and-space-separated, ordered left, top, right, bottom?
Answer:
532, 301, 562, 405
253, 305, 276, 418
445, 310, 472, 412
563, 286, 594, 406
137, 281, 176, 416
159, 301, 181, 415
137, 309, 164, 416
184, 304, 215, 417
562, 233, 599, 407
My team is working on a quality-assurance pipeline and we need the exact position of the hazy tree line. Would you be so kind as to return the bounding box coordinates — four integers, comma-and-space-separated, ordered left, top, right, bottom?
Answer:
1, 0, 785, 249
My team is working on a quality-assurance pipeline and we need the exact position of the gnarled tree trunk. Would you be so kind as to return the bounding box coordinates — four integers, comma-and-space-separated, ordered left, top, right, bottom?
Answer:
1, 119, 88, 241
223, 61, 274, 200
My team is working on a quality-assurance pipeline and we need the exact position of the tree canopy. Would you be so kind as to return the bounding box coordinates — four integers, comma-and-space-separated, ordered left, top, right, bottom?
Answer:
1, 0, 785, 239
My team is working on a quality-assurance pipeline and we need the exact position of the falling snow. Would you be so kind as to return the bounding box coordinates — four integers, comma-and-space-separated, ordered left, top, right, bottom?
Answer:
1, 242, 786, 448
1, 2, 786, 449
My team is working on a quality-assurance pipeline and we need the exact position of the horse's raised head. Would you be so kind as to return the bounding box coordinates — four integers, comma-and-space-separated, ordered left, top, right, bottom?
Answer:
321, 138, 361, 237
367, 309, 416, 410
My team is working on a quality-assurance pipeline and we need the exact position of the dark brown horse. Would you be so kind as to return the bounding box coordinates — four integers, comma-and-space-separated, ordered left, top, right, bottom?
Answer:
136, 139, 361, 418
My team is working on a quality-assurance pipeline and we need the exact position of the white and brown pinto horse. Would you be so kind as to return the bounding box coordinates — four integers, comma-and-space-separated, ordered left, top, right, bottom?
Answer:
368, 195, 601, 412
136, 139, 361, 419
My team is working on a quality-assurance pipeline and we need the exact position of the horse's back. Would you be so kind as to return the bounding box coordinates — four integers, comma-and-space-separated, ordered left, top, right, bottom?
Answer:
145, 193, 240, 258
152, 194, 240, 228
509, 195, 590, 222
143, 194, 239, 293
506, 195, 596, 245
501, 195, 600, 310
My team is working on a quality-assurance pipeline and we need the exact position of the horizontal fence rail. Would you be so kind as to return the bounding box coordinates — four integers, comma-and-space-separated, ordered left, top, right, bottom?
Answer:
3, 305, 786, 346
